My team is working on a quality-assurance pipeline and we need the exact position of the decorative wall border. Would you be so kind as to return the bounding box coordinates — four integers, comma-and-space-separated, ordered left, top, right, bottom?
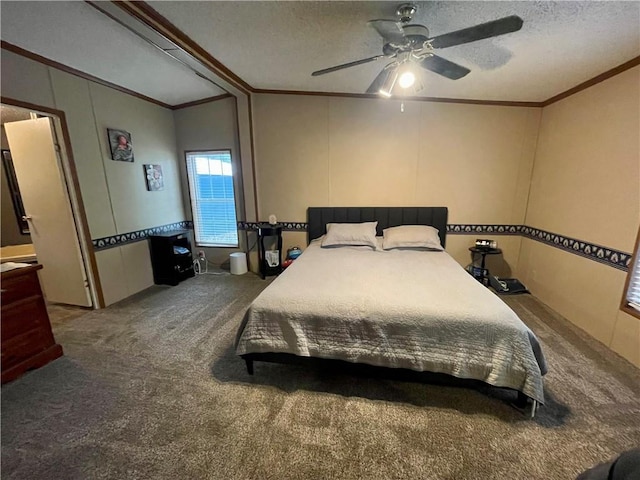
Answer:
447, 224, 522, 235
520, 226, 631, 272
447, 224, 630, 272
237, 222, 525, 235
237, 221, 631, 272
92, 220, 631, 271
238, 221, 308, 231
93, 221, 192, 251
448, 224, 630, 272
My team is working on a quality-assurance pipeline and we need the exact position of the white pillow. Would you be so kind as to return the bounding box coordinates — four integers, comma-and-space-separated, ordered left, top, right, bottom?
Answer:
382, 225, 443, 251
321, 222, 378, 249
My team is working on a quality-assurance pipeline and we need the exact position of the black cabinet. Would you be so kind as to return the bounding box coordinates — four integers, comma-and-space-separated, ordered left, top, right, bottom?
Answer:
149, 230, 195, 286
257, 224, 283, 279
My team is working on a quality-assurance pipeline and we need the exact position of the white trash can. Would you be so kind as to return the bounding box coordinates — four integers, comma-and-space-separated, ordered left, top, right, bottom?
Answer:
229, 252, 248, 275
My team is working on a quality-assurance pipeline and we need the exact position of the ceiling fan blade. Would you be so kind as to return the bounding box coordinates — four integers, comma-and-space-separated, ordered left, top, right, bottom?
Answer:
312, 55, 385, 76
419, 55, 470, 80
429, 15, 524, 49
368, 19, 406, 44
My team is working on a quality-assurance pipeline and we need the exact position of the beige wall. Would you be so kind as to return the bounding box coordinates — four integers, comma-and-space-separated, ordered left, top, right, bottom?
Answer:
172, 97, 247, 267
2, 49, 187, 306
253, 94, 540, 273
519, 66, 640, 367
48, 70, 185, 237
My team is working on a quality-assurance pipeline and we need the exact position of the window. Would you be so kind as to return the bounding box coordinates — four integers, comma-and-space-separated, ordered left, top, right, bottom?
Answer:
621, 226, 640, 319
185, 150, 238, 247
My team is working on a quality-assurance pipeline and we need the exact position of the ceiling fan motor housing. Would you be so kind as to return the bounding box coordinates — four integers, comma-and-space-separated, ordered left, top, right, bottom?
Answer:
402, 24, 430, 43
383, 24, 430, 55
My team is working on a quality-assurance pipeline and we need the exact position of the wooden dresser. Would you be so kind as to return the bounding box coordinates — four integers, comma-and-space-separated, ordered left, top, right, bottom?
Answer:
1, 264, 63, 384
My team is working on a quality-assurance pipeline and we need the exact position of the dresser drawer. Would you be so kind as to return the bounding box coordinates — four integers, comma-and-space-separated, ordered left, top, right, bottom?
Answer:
1, 271, 42, 305
1, 328, 51, 370
1, 264, 62, 383
1, 296, 49, 340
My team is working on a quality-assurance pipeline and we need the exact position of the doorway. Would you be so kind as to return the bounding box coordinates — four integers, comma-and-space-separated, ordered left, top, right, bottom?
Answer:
1, 103, 99, 308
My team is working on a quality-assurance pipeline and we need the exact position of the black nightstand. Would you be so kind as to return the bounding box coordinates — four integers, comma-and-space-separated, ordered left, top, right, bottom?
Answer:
149, 230, 195, 286
257, 224, 283, 279
468, 246, 502, 286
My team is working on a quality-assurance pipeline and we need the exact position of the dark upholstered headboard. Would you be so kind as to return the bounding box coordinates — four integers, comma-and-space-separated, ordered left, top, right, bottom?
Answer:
307, 207, 448, 247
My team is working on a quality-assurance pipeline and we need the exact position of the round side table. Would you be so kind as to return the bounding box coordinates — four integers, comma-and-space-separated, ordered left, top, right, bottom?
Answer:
468, 246, 502, 285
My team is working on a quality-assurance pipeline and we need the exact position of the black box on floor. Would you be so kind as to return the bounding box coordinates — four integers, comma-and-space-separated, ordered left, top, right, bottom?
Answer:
489, 276, 529, 295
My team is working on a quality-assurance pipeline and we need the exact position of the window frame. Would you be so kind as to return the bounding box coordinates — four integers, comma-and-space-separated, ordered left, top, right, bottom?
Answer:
184, 149, 239, 248
620, 225, 640, 320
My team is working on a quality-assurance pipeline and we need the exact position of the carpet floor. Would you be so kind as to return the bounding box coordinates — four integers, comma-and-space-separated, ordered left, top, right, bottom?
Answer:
1, 273, 639, 479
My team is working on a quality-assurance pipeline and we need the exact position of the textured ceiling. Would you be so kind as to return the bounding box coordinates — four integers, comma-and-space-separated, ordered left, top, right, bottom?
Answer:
1, 2, 638, 104
149, 0, 640, 102
0, 1, 226, 106
0, 106, 31, 125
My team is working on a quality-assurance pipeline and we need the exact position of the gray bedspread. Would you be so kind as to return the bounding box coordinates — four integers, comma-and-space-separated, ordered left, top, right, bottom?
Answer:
236, 240, 547, 403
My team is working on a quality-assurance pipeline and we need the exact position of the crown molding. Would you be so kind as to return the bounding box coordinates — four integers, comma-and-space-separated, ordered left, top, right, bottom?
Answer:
1, 41, 173, 109
110, 1, 254, 95
1, 41, 232, 111
252, 53, 639, 107
541, 56, 640, 107
253, 88, 543, 107
171, 93, 233, 110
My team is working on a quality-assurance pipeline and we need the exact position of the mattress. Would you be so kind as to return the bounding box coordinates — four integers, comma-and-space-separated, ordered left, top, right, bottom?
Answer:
236, 239, 547, 403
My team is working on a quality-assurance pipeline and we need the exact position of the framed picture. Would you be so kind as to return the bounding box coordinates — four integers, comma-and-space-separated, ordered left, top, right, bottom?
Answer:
107, 128, 134, 162
144, 164, 164, 191
1, 150, 29, 234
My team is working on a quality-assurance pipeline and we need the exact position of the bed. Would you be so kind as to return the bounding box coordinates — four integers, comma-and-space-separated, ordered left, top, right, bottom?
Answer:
236, 207, 547, 414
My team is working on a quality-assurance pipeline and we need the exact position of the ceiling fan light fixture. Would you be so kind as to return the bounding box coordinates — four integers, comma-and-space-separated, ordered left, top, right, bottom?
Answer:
378, 68, 398, 97
398, 70, 415, 88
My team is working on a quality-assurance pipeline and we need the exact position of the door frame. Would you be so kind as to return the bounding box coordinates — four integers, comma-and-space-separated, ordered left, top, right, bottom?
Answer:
1, 96, 105, 308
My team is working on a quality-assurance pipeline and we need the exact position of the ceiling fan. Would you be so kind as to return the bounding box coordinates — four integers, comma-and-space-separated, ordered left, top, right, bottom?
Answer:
311, 3, 524, 97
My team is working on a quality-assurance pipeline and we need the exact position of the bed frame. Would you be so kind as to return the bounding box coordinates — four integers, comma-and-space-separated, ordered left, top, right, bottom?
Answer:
240, 206, 538, 417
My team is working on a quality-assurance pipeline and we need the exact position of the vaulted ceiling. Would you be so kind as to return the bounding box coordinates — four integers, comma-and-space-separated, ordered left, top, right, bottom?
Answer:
1, 1, 639, 106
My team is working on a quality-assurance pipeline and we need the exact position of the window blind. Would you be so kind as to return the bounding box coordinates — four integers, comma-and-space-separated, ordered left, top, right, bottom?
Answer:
626, 247, 640, 312
185, 151, 238, 247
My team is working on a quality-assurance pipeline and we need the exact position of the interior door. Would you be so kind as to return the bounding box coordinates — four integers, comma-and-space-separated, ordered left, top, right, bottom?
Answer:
4, 117, 92, 307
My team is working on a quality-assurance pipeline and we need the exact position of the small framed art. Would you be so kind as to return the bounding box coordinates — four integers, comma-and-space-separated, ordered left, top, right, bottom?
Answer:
107, 129, 134, 162
144, 164, 164, 191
